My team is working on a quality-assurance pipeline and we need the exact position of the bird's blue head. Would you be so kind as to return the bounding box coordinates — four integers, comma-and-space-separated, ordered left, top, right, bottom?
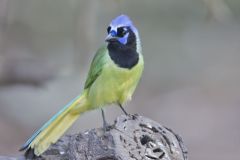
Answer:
105, 15, 139, 45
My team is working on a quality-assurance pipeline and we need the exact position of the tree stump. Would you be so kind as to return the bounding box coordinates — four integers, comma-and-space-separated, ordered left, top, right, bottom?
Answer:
0, 115, 188, 160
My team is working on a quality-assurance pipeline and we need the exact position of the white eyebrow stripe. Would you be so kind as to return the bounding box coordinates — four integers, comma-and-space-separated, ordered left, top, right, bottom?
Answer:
110, 25, 117, 32
110, 24, 127, 32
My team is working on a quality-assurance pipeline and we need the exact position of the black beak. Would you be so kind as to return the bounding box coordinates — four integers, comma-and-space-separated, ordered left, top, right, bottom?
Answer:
105, 34, 118, 42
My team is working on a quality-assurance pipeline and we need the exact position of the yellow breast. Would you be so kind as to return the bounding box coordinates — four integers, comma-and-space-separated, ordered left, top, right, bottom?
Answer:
87, 54, 143, 108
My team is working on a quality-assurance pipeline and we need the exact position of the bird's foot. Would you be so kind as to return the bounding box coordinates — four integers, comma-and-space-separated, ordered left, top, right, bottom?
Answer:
101, 109, 111, 133
102, 121, 111, 133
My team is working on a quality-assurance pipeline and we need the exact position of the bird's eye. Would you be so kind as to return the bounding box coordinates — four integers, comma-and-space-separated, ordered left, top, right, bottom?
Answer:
117, 27, 127, 37
107, 26, 111, 33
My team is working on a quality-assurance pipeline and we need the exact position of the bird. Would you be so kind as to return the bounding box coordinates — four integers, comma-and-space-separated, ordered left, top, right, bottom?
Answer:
19, 14, 144, 156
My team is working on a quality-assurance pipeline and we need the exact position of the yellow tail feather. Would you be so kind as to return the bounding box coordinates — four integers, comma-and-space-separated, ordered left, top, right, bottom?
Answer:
30, 92, 89, 156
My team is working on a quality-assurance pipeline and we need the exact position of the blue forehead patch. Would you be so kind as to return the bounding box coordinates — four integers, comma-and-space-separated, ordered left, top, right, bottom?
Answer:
110, 30, 117, 37
110, 14, 138, 35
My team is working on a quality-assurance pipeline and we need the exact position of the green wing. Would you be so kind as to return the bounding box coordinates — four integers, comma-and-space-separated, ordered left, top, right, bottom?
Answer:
84, 46, 108, 89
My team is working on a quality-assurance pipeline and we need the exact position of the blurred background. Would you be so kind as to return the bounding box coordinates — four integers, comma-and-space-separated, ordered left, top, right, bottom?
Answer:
0, 0, 240, 159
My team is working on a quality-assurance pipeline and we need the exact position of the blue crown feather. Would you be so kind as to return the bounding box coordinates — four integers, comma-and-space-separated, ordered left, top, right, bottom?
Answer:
110, 14, 138, 36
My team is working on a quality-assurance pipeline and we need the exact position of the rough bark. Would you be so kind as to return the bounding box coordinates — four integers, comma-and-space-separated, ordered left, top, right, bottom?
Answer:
0, 115, 188, 160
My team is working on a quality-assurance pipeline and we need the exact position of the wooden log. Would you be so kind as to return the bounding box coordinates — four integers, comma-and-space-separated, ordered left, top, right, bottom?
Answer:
0, 115, 188, 160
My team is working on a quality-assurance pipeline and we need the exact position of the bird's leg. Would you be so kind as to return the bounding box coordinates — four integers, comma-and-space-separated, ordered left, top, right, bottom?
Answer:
101, 108, 109, 132
118, 103, 128, 115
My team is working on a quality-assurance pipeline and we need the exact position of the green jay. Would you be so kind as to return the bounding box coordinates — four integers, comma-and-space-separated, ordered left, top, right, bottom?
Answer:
20, 14, 144, 156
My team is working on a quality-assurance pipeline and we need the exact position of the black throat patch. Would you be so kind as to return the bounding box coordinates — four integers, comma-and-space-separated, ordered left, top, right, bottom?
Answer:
107, 29, 139, 69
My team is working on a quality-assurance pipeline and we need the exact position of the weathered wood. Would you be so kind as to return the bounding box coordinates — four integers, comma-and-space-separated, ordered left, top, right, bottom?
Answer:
1, 115, 188, 160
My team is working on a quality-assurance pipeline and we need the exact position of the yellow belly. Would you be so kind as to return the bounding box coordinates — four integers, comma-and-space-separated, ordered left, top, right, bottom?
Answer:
86, 59, 143, 108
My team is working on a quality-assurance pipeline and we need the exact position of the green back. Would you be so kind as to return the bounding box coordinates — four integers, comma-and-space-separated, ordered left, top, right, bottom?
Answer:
84, 46, 108, 89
